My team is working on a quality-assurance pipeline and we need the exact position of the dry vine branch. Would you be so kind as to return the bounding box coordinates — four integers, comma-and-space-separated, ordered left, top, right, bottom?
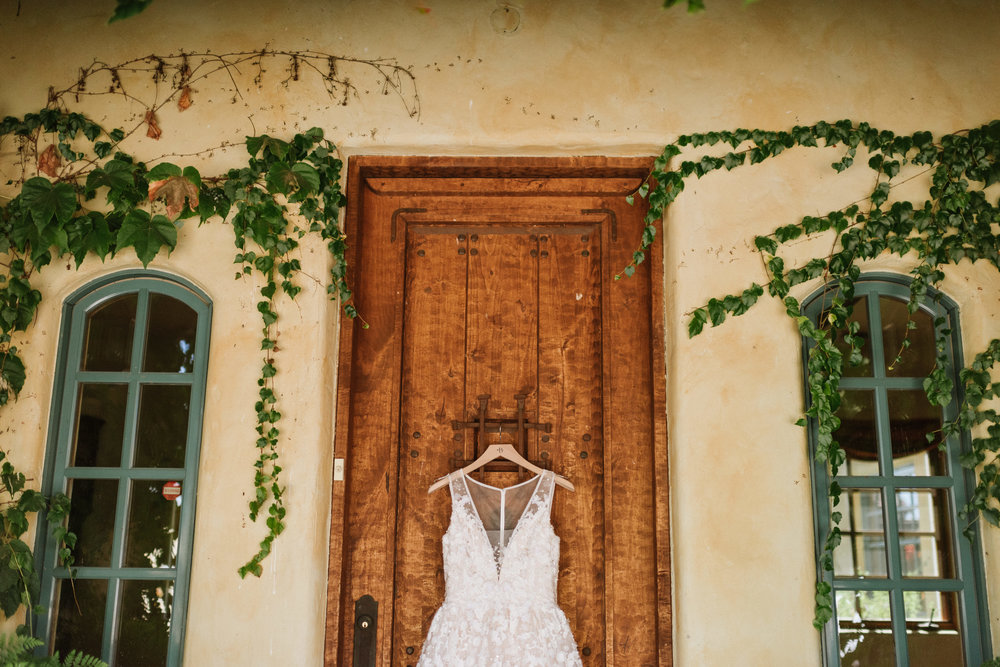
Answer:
47, 48, 421, 128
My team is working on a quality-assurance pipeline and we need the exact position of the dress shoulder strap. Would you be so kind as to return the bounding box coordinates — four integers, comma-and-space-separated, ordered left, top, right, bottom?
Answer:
537, 470, 557, 515
447, 470, 468, 502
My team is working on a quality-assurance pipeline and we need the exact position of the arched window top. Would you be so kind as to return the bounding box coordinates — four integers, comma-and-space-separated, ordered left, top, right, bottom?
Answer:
63, 269, 211, 309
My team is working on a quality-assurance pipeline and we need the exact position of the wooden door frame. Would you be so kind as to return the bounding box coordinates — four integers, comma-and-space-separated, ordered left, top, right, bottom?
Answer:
323, 156, 671, 665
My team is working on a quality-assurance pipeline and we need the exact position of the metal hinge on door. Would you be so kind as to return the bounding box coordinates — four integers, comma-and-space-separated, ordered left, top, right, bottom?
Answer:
353, 595, 378, 667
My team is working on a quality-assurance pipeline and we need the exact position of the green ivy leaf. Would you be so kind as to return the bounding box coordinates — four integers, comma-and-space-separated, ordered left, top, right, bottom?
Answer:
688, 308, 708, 337
116, 210, 177, 267
108, 0, 155, 23
723, 152, 745, 170
754, 235, 777, 255
266, 161, 320, 197
182, 165, 202, 189
707, 298, 726, 327
86, 159, 137, 196
0, 349, 26, 398
146, 162, 183, 181
870, 182, 891, 207
247, 134, 290, 161
20, 177, 77, 229
66, 211, 114, 266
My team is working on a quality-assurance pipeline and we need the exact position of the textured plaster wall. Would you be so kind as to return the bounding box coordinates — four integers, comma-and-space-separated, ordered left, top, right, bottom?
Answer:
2, 0, 999, 664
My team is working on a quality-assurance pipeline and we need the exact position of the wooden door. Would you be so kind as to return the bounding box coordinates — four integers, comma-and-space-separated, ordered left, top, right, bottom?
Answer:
325, 157, 670, 666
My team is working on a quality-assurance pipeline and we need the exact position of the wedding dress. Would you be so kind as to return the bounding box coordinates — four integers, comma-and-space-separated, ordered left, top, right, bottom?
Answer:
418, 469, 583, 666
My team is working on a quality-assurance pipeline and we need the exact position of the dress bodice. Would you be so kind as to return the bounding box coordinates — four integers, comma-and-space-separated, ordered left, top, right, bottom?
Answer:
418, 470, 582, 666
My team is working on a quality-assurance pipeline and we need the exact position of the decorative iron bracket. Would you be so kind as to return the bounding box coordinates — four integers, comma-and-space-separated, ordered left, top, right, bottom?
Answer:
451, 394, 551, 471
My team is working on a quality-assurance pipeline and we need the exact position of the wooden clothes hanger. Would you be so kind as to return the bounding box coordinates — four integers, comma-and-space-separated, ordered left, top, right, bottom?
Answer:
427, 443, 575, 494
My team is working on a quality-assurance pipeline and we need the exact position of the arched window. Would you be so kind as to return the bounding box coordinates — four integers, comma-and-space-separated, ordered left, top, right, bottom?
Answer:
35, 271, 211, 666
804, 274, 991, 666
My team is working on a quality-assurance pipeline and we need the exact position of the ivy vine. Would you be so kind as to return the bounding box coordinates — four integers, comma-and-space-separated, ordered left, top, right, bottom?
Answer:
632, 119, 1000, 628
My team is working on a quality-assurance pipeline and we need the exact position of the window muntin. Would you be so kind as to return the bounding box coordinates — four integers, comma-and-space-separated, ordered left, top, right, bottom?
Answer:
806, 276, 990, 666
37, 274, 210, 667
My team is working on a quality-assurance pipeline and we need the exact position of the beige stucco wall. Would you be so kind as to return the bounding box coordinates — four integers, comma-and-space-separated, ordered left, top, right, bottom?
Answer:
2, 0, 999, 664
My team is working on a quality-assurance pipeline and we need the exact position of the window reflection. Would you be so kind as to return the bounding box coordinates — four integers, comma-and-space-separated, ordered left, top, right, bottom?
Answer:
834, 489, 888, 578
134, 385, 191, 468
72, 384, 127, 467
826, 296, 874, 378
115, 579, 172, 666
888, 390, 946, 476
835, 390, 878, 472
65, 479, 118, 567
905, 591, 964, 666
882, 296, 935, 378
143, 294, 197, 373
837, 590, 895, 665
896, 489, 954, 579
52, 578, 107, 658
125, 481, 181, 569
82, 294, 136, 372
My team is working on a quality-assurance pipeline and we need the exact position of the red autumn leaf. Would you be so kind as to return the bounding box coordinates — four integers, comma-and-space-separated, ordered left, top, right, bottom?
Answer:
145, 109, 162, 140
178, 86, 192, 111
38, 144, 61, 178
148, 175, 199, 219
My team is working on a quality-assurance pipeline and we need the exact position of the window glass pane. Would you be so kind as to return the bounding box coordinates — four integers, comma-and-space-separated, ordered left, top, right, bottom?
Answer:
831, 296, 874, 378
134, 385, 191, 468
835, 489, 888, 577
888, 390, 945, 476
72, 383, 127, 467
52, 578, 107, 658
143, 293, 198, 373
881, 296, 936, 378
66, 479, 118, 567
836, 589, 896, 665
835, 390, 879, 474
896, 489, 955, 579
905, 591, 964, 666
831, 496, 856, 576
82, 294, 137, 372
125, 480, 182, 569
115, 579, 171, 667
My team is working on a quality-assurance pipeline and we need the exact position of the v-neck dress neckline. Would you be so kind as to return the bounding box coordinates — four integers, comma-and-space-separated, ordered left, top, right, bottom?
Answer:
460, 470, 545, 577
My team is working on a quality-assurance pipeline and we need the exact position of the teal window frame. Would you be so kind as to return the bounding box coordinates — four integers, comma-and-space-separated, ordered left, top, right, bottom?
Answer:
33, 270, 211, 666
804, 273, 992, 666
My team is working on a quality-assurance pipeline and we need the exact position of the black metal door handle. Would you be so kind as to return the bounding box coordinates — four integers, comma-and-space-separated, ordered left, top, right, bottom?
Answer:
353, 595, 378, 667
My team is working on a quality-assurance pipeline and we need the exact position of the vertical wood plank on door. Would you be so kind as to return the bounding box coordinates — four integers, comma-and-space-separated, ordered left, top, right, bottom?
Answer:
337, 188, 408, 667
648, 207, 672, 666
605, 200, 658, 664
392, 229, 469, 664
537, 228, 606, 663
465, 232, 538, 487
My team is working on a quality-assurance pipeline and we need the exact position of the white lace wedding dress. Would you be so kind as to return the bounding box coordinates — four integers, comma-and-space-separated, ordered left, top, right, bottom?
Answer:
418, 469, 583, 666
